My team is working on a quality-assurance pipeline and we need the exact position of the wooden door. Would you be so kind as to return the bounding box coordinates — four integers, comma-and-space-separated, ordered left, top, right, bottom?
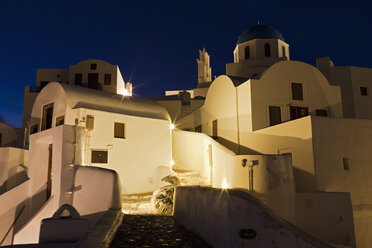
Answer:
46, 144, 53, 200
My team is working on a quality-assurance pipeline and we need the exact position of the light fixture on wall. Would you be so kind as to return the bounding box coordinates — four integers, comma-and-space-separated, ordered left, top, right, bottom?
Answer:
170, 160, 175, 166
170, 123, 175, 130
119, 88, 131, 96
222, 178, 229, 189
241, 159, 247, 167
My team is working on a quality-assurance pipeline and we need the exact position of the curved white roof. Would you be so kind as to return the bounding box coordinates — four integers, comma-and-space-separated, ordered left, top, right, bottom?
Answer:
47, 83, 170, 120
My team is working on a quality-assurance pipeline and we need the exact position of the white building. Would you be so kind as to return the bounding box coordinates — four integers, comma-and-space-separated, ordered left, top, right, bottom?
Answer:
169, 24, 372, 247
22, 59, 133, 129
0, 60, 172, 245
28, 82, 172, 194
2, 24, 372, 247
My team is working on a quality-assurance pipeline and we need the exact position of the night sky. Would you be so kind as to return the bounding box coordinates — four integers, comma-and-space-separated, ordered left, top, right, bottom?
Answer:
0, 0, 371, 128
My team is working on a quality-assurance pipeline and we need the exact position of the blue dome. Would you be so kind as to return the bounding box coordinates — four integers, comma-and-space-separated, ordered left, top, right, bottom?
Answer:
237, 25, 285, 44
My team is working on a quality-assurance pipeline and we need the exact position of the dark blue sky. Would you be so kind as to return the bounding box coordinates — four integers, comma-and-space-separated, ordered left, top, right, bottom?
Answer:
0, 0, 371, 127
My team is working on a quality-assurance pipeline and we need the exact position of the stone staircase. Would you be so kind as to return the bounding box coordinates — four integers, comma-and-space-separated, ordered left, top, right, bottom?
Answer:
121, 168, 209, 214
122, 192, 154, 214
172, 168, 209, 186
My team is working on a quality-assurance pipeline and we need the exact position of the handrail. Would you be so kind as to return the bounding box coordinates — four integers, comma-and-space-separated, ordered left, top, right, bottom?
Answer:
0, 205, 25, 246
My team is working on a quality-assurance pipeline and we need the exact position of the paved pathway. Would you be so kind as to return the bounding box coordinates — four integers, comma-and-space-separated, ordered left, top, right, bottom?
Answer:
110, 214, 211, 248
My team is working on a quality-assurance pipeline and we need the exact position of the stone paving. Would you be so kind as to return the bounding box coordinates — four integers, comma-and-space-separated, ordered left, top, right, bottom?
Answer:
110, 214, 211, 248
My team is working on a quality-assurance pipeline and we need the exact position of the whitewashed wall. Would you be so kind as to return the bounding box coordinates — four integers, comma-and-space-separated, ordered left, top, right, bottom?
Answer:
250, 60, 342, 131
72, 108, 172, 194
311, 116, 372, 247
172, 129, 296, 223
295, 192, 355, 247
0, 147, 28, 192
174, 187, 329, 248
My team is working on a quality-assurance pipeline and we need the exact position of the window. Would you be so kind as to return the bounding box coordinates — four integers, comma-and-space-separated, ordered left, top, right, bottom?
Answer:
342, 157, 349, 171
282, 46, 286, 57
90, 63, 97, 70
195, 125, 202, 133
290, 106, 308, 120
74, 73, 82, 86
316, 109, 328, 117
212, 120, 218, 138
104, 74, 112, 85
360, 86, 368, 96
245, 46, 250, 59
291, 83, 303, 100
57, 74, 60, 78
114, 122, 125, 139
269, 106, 281, 126
56, 115, 65, 126
264, 43, 271, 57
0, 133, 2, 146
30, 124, 38, 134
91, 150, 108, 163
41, 103, 54, 131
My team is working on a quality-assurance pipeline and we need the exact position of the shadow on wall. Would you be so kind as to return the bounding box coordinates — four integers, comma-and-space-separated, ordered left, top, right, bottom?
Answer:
0, 186, 49, 246
215, 137, 262, 155
0, 166, 29, 195
174, 186, 332, 248
292, 167, 317, 192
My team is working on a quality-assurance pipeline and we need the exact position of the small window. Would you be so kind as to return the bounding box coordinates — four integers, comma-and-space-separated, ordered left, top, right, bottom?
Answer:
316, 109, 328, 117
264, 43, 271, 57
0, 133, 2, 146
195, 125, 202, 133
56, 115, 65, 126
114, 122, 125, 139
90, 64, 97, 70
41, 103, 54, 131
291, 83, 303, 100
91, 150, 108, 163
282, 46, 286, 57
360, 87, 368, 96
269, 106, 281, 126
342, 157, 349, 171
75, 73, 82, 86
290, 106, 308, 120
245, 46, 250, 59
212, 120, 218, 138
57, 74, 60, 78
30, 124, 38, 134
104, 74, 112, 85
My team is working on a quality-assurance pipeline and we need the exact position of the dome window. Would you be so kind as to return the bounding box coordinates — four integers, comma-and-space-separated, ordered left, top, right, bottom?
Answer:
264, 43, 271, 57
245, 46, 250, 59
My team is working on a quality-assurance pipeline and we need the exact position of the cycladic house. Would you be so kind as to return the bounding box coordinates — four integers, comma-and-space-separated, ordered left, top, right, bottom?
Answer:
0, 60, 172, 245
2, 24, 372, 247
168, 24, 372, 247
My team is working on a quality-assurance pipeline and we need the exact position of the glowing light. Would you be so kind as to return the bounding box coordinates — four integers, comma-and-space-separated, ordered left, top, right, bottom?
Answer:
118, 88, 131, 96
170, 160, 175, 166
170, 123, 175, 130
221, 178, 228, 189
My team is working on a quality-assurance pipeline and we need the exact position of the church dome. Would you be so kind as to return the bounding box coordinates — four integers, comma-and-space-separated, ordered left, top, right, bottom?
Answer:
237, 24, 285, 44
